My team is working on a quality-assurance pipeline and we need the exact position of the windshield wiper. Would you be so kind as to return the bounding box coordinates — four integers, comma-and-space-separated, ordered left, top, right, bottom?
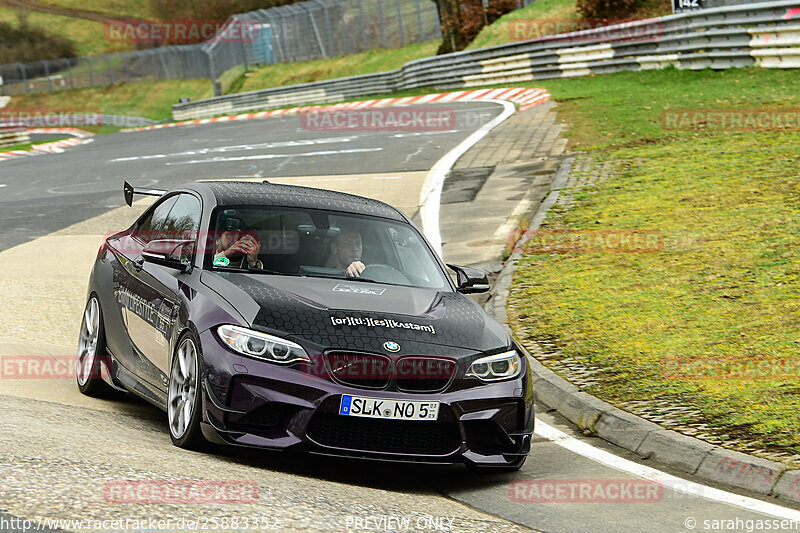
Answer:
343, 276, 380, 283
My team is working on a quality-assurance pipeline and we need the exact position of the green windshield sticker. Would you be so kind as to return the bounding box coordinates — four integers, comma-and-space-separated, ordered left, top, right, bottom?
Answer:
214, 257, 230, 267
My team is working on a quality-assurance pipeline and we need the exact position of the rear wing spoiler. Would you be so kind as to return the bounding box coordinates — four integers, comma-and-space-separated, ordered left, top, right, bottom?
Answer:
124, 181, 167, 207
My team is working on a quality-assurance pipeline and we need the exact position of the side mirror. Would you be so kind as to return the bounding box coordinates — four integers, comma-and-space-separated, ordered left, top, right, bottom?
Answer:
447, 264, 490, 294
142, 239, 194, 272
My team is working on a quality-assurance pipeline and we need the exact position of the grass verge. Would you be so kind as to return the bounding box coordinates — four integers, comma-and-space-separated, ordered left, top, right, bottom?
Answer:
238, 41, 440, 93
0, 138, 56, 152
467, 0, 671, 50
0, 7, 123, 56
508, 67, 800, 459
3, 79, 213, 121
3, 40, 441, 122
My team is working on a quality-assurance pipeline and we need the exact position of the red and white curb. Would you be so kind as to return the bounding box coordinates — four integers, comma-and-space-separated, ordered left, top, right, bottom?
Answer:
26, 128, 94, 139
0, 128, 94, 162
122, 87, 551, 133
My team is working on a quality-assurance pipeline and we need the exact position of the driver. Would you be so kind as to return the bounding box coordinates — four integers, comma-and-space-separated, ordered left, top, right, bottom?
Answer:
326, 230, 365, 277
213, 229, 263, 269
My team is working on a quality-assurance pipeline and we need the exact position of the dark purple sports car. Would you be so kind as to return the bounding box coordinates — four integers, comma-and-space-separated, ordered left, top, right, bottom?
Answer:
76, 180, 534, 470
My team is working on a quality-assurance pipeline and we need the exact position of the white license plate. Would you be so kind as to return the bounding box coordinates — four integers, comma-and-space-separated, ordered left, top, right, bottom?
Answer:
339, 395, 440, 421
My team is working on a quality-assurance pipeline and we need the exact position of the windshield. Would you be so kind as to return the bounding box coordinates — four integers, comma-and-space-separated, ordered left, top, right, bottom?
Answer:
206, 206, 452, 291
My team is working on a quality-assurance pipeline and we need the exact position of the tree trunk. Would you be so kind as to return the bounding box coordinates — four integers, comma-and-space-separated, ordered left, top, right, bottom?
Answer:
432, 0, 469, 54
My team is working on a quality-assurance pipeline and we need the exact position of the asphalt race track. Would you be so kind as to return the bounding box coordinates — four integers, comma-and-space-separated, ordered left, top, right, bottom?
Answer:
1, 102, 798, 533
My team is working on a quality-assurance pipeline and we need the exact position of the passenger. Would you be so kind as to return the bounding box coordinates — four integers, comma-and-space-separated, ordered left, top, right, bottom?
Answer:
214, 229, 262, 269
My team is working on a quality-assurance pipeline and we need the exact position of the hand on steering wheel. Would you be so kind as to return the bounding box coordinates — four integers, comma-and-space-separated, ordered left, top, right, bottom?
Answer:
346, 261, 366, 277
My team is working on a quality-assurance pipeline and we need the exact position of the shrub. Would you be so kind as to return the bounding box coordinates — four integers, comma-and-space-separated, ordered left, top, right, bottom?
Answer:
576, 0, 643, 20
148, 0, 298, 21
436, 0, 517, 54
0, 19, 77, 64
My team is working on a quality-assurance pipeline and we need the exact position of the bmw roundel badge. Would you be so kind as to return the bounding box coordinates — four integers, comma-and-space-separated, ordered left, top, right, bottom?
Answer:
383, 341, 401, 353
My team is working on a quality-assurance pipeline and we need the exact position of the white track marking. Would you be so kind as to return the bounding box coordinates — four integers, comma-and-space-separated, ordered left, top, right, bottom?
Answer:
108, 137, 358, 162
0, 184, 6, 188
165, 147, 382, 165
418, 99, 516, 257
535, 420, 800, 521
403, 144, 427, 164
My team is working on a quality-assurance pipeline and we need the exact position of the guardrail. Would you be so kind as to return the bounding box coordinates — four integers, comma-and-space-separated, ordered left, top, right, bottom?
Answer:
0, 128, 30, 148
173, 0, 800, 120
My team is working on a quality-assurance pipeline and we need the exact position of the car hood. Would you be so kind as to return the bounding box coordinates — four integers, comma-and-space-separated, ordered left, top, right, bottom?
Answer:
201, 272, 510, 355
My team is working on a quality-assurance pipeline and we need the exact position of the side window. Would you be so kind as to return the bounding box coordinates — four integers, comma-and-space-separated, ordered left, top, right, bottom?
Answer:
161, 194, 202, 261
161, 194, 201, 239
134, 195, 178, 244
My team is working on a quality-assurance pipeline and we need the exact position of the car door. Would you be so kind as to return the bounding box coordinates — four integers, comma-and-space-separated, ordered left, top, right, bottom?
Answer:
118, 193, 202, 389
108, 194, 178, 384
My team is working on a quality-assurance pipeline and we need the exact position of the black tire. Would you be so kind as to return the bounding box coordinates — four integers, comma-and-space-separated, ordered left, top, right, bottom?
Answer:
76, 296, 120, 398
168, 331, 206, 450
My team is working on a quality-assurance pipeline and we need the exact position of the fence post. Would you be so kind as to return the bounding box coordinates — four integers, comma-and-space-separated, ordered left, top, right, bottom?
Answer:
288, 5, 305, 61
64, 58, 73, 89
261, 12, 281, 63
262, 11, 283, 63
377, 0, 387, 48
415, 0, 424, 41
151, 49, 159, 79
262, 17, 274, 64
358, 0, 367, 51
18, 63, 28, 94
196, 47, 204, 76
279, 11, 294, 61
335, 0, 348, 56
106, 54, 114, 85
316, 0, 335, 58
158, 49, 170, 79
87, 56, 94, 86
302, 3, 327, 58
206, 48, 220, 96
124, 52, 131, 81
236, 18, 250, 70
42, 60, 53, 90
395, 0, 405, 46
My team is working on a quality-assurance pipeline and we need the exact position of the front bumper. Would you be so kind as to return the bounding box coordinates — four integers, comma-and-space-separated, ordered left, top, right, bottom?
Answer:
198, 330, 535, 467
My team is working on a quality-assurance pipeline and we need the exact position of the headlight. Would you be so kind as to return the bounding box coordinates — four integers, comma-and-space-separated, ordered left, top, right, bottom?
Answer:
217, 325, 309, 364
465, 350, 521, 381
